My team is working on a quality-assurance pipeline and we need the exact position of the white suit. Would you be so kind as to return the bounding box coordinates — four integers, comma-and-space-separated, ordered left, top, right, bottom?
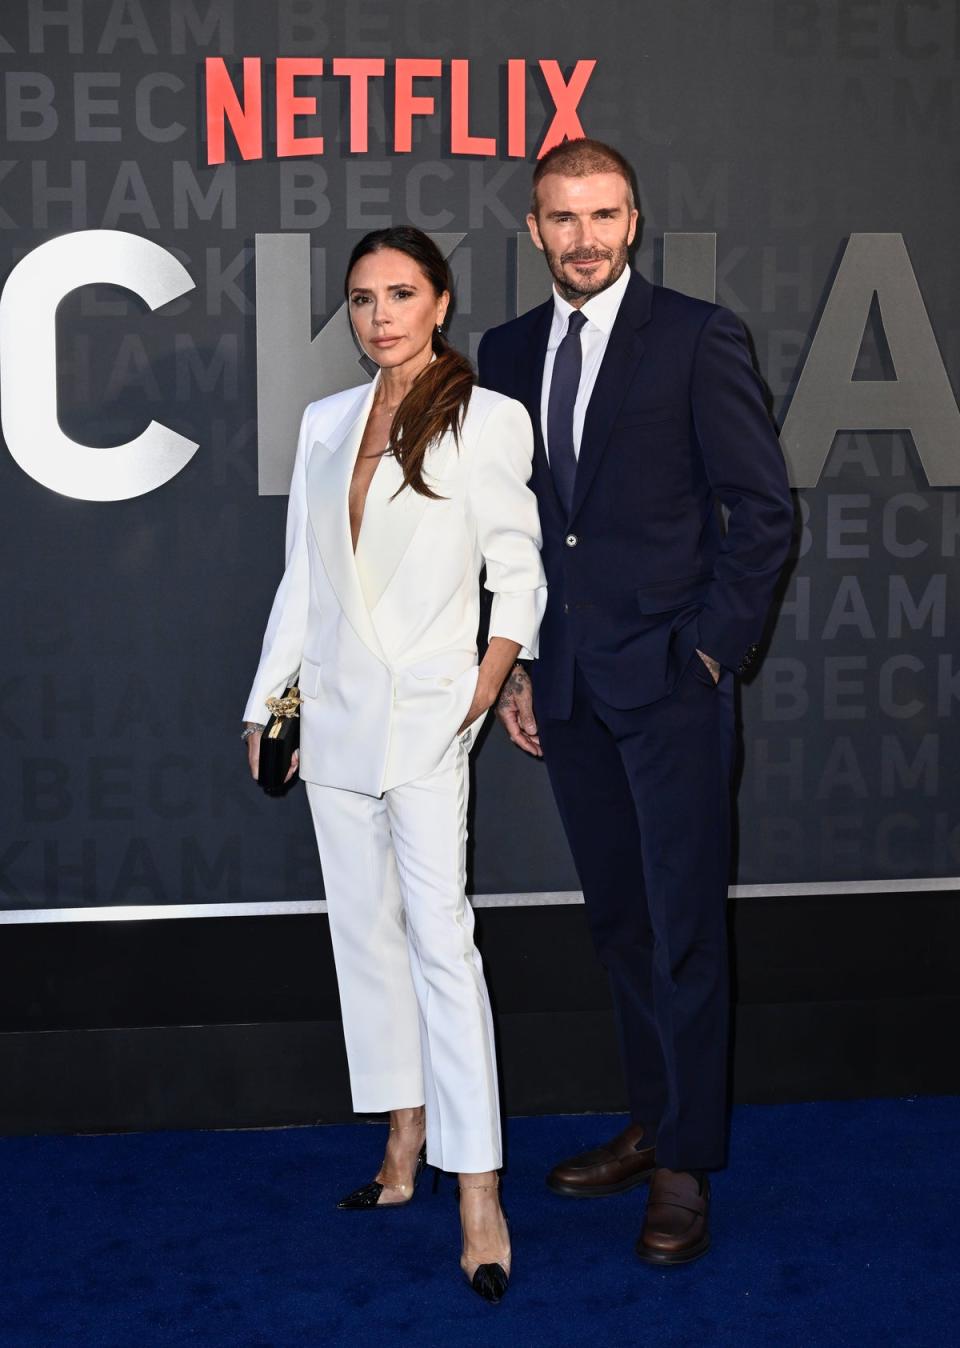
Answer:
245, 375, 546, 1172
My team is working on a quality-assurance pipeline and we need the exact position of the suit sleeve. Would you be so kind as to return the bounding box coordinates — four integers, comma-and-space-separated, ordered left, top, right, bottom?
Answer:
476, 332, 492, 388
242, 406, 312, 723
690, 307, 794, 673
467, 396, 547, 661
476, 330, 508, 397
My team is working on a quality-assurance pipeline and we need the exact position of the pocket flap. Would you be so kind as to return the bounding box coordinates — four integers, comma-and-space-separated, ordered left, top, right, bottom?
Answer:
298, 658, 323, 698
636, 574, 710, 614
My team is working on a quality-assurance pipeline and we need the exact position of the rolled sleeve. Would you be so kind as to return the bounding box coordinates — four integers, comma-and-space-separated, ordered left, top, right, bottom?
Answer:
467, 395, 547, 660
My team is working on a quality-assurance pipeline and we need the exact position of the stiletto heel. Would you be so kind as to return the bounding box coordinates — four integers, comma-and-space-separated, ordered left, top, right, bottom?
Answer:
337, 1143, 427, 1211
455, 1180, 511, 1304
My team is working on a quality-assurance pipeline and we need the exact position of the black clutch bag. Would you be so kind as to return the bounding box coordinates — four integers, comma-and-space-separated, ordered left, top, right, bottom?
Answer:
258, 680, 302, 796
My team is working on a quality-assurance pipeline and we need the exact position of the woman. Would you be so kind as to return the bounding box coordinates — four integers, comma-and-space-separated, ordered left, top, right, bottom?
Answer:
241, 227, 546, 1302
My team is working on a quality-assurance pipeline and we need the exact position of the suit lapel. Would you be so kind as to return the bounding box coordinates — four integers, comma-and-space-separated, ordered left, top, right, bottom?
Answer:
306, 378, 386, 661
570, 271, 653, 520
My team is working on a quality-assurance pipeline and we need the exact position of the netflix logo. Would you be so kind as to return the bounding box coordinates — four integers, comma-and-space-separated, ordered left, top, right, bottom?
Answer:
203, 57, 597, 164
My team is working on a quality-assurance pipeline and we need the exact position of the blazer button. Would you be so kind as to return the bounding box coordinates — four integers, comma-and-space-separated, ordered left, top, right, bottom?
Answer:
565, 533, 578, 548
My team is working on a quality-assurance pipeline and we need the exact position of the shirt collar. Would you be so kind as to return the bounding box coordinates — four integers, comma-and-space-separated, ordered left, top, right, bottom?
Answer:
550, 263, 631, 339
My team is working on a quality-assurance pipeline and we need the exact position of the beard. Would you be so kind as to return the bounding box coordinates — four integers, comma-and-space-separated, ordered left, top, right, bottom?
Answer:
543, 240, 631, 303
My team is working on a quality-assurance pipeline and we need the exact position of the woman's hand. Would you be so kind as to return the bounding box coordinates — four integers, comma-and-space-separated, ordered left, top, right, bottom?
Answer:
245, 729, 300, 784
246, 728, 263, 781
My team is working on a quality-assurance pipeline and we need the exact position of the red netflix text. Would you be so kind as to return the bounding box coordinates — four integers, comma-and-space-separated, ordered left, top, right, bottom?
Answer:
204, 57, 597, 164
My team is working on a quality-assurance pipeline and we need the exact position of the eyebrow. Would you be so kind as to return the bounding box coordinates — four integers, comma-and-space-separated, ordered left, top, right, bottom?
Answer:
349, 282, 419, 294
546, 206, 622, 218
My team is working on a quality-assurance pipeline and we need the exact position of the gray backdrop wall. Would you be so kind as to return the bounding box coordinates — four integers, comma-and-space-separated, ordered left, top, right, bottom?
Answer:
2, 0, 958, 922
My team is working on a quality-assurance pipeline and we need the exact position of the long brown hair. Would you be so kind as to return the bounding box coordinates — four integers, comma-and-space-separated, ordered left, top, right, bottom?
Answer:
345, 227, 474, 500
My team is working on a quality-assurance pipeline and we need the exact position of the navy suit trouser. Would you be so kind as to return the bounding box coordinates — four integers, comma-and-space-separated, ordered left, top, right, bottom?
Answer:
538, 651, 736, 1171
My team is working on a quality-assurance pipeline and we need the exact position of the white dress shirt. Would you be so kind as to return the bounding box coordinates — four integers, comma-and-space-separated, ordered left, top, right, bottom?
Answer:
540, 263, 632, 461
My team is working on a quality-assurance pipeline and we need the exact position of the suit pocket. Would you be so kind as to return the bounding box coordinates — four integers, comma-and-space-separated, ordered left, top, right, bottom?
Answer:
298, 658, 324, 698
688, 650, 719, 688
635, 574, 711, 615
616, 408, 682, 430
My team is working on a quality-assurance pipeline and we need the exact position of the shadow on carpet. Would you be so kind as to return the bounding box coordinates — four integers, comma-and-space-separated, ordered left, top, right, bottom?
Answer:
1, 1097, 957, 1348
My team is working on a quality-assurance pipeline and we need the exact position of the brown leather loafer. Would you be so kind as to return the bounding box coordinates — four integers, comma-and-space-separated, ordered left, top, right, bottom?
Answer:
546, 1122, 656, 1197
636, 1168, 711, 1264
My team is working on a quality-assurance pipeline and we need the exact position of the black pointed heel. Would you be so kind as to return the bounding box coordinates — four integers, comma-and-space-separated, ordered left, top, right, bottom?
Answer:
336, 1144, 427, 1211
455, 1180, 511, 1304
469, 1262, 510, 1304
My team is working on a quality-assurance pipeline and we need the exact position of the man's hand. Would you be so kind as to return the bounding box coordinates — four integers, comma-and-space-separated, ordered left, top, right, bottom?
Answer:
496, 664, 542, 757
696, 649, 721, 684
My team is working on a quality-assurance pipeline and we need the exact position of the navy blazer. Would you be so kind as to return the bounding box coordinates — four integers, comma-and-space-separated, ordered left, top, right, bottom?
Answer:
477, 271, 794, 720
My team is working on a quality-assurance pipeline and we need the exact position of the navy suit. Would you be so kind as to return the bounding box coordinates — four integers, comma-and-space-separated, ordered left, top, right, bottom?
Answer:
479, 271, 792, 1169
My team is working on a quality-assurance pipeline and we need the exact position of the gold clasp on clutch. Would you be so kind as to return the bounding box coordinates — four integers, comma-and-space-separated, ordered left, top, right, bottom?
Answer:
266, 687, 302, 738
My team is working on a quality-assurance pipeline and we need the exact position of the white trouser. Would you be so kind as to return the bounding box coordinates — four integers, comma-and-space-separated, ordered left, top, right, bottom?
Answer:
305, 729, 502, 1174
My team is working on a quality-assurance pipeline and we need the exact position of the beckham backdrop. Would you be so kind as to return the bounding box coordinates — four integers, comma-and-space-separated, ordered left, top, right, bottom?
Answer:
2, 0, 960, 925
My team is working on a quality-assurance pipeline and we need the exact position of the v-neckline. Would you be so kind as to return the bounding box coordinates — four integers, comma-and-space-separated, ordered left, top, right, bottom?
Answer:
349, 381, 391, 556
350, 441, 387, 556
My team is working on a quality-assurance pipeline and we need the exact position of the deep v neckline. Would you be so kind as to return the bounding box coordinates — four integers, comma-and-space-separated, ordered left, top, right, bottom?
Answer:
311, 378, 443, 624
349, 415, 390, 556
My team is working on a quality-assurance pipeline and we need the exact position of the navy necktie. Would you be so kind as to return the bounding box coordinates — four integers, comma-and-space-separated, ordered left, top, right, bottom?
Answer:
547, 310, 588, 516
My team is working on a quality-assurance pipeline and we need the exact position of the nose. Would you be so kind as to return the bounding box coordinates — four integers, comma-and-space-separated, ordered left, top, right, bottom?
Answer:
575, 217, 596, 250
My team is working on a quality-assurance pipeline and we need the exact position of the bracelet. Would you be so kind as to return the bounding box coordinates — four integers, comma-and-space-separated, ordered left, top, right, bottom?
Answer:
240, 723, 264, 742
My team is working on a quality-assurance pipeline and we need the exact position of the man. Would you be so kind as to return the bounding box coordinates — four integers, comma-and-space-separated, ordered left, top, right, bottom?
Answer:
478, 139, 793, 1264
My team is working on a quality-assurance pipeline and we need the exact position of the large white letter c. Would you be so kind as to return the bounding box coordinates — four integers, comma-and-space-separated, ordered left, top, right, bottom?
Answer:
0, 229, 198, 501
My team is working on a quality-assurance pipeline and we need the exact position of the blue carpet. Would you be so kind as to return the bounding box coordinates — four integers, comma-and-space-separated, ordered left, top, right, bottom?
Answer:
1, 1098, 957, 1347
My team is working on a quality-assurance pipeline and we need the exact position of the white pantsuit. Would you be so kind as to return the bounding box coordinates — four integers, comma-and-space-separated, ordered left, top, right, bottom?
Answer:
244, 375, 546, 1173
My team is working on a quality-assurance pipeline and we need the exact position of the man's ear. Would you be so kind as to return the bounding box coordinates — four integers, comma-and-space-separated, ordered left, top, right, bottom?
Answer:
526, 212, 545, 252
626, 209, 639, 247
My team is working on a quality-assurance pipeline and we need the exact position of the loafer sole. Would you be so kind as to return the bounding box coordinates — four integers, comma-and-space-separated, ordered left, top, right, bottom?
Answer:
546, 1168, 655, 1198
635, 1234, 711, 1265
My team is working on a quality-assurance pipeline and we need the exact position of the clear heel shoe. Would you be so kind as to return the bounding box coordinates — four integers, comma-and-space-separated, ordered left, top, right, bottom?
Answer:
337, 1139, 428, 1211
455, 1179, 511, 1303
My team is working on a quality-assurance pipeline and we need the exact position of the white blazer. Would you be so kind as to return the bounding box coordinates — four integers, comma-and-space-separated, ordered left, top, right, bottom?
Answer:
244, 377, 547, 796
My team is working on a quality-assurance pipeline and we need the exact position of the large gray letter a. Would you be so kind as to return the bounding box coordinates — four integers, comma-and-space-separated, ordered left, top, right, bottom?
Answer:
780, 233, 960, 487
